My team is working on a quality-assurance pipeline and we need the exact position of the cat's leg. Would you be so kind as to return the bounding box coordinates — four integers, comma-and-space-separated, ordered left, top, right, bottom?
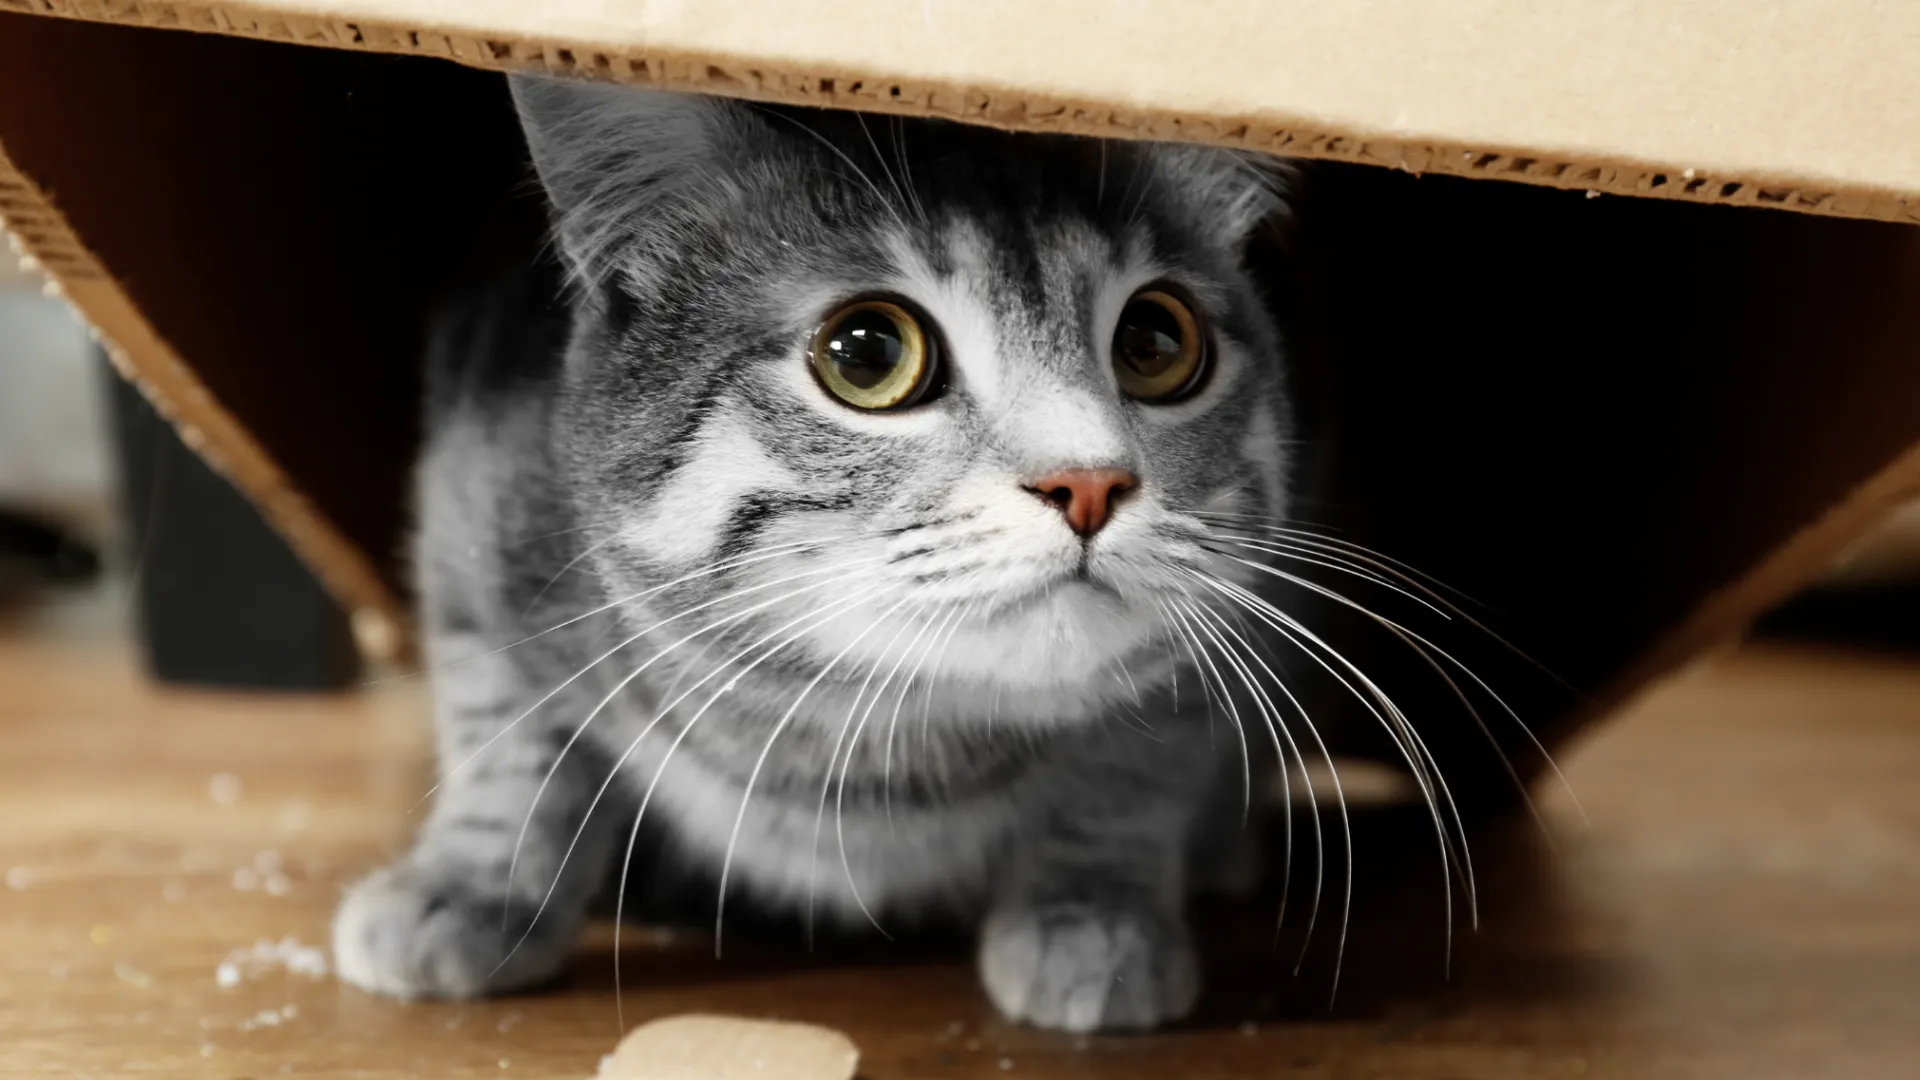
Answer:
333, 627, 616, 999
976, 728, 1215, 1033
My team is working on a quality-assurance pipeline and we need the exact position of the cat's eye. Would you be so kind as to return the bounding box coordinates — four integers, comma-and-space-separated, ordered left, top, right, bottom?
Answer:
810, 298, 938, 410
1111, 287, 1208, 402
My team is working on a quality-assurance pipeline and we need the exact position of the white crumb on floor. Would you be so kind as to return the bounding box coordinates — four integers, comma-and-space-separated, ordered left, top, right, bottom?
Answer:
998, 1057, 1014, 1071
237, 1008, 287, 1032
162, 881, 188, 903
232, 868, 259, 891
597, 1054, 615, 1076
6, 866, 35, 889
209, 773, 243, 805
497, 1011, 523, 1033
277, 800, 313, 834
264, 872, 292, 897
113, 962, 154, 988
214, 936, 330, 988
1239, 1021, 1259, 1036
498, 1057, 511, 1069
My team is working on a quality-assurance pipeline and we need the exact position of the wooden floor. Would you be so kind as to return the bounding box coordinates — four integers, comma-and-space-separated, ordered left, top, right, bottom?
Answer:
3, 592, 1918, 1079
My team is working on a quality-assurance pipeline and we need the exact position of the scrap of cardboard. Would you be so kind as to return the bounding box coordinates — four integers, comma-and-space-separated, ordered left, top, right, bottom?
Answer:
595, 1015, 860, 1080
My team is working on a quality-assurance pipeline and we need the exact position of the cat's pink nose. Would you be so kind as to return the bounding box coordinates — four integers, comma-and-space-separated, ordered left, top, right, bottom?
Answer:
1024, 467, 1137, 537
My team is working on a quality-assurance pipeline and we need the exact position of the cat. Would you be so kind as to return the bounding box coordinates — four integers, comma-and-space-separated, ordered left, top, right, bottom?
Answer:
333, 72, 1322, 1034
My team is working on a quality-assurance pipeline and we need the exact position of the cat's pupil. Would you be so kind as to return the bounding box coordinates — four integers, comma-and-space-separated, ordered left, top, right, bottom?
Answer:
1117, 300, 1182, 376
824, 310, 905, 390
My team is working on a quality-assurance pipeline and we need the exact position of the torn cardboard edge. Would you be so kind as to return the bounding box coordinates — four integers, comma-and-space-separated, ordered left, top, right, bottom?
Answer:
0, 144, 412, 660
5, 0, 1919, 227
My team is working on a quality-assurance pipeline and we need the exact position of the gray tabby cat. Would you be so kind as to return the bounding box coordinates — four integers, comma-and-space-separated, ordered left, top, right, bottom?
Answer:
334, 73, 1311, 1033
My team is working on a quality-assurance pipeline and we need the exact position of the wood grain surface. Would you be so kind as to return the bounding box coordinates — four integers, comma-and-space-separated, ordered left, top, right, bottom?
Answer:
2, 595, 1917, 1079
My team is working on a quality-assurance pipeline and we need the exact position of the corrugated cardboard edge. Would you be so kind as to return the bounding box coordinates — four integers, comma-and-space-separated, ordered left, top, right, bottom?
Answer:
4, 0, 1919, 227
0, 145, 411, 661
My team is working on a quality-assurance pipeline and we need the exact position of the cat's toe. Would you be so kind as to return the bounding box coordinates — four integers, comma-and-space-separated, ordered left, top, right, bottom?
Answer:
332, 862, 575, 999
977, 902, 1200, 1033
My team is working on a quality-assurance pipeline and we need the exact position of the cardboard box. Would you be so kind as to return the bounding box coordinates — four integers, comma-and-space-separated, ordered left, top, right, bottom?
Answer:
1, 1, 1916, 773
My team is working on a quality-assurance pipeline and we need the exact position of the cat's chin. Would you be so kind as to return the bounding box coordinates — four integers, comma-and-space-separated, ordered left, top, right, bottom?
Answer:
807, 578, 1171, 711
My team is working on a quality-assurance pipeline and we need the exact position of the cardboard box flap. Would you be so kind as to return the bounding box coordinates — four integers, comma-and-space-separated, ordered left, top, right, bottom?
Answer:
1, 10, 1918, 773
4, 0, 1919, 223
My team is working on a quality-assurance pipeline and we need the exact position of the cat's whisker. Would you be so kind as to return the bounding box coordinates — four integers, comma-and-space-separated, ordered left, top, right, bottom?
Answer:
386, 533, 838, 695
494, 553, 887, 932
713, 586, 908, 957
518, 527, 623, 619
1192, 510, 1577, 695
910, 600, 977, 799
1203, 533, 1450, 619
1206, 547, 1560, 852
808, 597, 929, 943
1184, 568, 1475, 976
1157, 600, 1252, 822
491, 564, 890, 981
423, 545, 888, 814
1176, 594, 1338, 976
609, 580, 897, 1027
1187, 511, 1469, 601
876, 601, 958, 833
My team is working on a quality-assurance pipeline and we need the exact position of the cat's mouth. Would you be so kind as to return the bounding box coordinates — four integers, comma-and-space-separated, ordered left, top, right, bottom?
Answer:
984, 566, 1131, 625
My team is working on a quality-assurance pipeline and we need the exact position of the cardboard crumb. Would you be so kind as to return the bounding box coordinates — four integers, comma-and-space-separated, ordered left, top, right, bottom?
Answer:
215, 936, 330, 988
238, 1008, 286, 1032
114, 962, 154, 989
594, 1015, 858, 1080
209, 773, 243, 805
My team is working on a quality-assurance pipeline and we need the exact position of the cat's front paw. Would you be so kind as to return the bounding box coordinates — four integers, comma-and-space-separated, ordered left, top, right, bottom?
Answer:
977, 901, 1200, 1033
332, 861, 577, 999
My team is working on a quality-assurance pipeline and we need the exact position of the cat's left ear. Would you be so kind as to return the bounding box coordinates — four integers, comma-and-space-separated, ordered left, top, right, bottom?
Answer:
1154, 145, 1297, 250
509, 74, 750, 276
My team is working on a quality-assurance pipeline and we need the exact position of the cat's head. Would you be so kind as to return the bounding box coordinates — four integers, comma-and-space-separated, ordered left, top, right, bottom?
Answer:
513, 75, 1298, 723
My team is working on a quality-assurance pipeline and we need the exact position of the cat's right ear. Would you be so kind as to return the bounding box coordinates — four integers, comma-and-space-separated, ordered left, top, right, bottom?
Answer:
508, 74, 736, 277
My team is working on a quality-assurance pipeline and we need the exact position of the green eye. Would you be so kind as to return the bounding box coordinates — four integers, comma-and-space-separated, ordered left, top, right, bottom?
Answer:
1112, 287, 1208, 402
810, 299, 937, 410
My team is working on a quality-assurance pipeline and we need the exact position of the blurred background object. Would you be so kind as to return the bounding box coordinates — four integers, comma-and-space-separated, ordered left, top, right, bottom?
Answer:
0, 250, 357, 688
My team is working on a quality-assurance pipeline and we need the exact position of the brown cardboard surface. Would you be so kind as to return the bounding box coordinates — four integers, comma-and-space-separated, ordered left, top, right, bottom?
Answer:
0, 6, 1918, 767
3, 0, 1920, 223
